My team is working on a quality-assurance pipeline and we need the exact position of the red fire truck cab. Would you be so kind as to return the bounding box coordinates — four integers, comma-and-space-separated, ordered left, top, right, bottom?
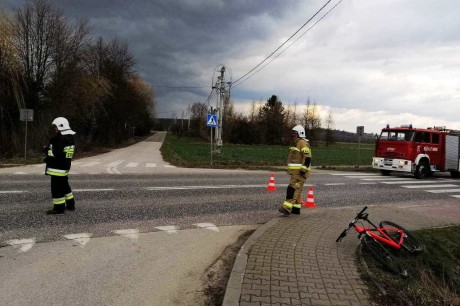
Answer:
372, 125, 460, 179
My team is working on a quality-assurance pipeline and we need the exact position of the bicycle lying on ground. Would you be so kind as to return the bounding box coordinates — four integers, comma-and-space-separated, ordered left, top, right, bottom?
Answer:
336, 206, 423, 277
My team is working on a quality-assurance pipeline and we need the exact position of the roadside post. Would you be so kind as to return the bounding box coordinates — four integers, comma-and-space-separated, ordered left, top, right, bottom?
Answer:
357, 126, 364, 166
20, 109, 34, 161
207, 113, 218, 166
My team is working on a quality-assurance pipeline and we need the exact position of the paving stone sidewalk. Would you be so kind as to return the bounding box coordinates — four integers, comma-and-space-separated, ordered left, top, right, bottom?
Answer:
223, 201, 460, 306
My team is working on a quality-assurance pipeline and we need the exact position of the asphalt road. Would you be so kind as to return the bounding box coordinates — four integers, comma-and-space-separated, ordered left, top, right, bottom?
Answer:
1, 132, 460, 305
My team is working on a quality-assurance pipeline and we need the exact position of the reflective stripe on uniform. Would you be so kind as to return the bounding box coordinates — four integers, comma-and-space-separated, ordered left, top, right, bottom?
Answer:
289, 147, 300, 152
53, 197, 66, 205
293, 203, 301, 209
282, 201, 293, 209
65, 193, 74, 200
63, 145, 75, 158
46, 168, 68, 176
287, 163, 302, 170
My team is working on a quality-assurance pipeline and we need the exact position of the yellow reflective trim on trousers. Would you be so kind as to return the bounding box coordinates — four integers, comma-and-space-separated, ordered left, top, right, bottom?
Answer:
65, 193, 74, 200
47, 171, 68, 176
53, 198, 66, 205
289, 147, 300, 152
283, 201, 293, 209
293, 203, 301, 209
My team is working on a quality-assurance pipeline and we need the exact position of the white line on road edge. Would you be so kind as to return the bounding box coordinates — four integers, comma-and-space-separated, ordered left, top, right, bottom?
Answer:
381, 180, 439, 184
324, 183, 346, 186
0, 190, 26, 194
451, 195, 460, 198
113, 229, 139, 242
126, 162, 138, 168
146, 163, 157, 167
426, 189, 460, 193
402, 184, 458, 189
63, 233, 93, 247
73, 188, 115, 192
194, 223, 219, 232
155, 226, 179, 234
7, 238, 36, 252
14, 172, 28, 175
146, 184, 290, 191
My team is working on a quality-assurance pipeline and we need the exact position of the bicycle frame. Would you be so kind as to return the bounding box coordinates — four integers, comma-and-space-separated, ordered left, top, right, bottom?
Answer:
353, 224, 405, 250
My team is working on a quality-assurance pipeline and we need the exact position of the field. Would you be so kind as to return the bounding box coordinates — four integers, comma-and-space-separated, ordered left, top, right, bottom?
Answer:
160, 134, 375, 169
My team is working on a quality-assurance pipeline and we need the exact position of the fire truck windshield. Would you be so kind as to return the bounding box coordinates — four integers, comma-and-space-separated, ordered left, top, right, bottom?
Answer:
379, 130, 415, 141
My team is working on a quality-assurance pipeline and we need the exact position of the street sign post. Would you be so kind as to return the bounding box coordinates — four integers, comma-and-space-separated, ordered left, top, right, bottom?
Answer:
20, 109, 34, 160
356, 126, 364, 166
207, 114, 218, 165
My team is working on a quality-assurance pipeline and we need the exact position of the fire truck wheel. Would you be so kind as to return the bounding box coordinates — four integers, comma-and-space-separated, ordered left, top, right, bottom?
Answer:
380, 170, 391, 176
450, 171, 460, 178
414, 160, 430, 179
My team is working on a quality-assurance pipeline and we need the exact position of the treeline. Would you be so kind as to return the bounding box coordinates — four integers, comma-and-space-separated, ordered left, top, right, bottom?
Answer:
0, 0, 155, 158
172, 95, 337, 146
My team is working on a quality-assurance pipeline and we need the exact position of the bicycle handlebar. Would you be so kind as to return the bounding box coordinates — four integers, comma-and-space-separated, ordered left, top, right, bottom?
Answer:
335, 206, 368, 242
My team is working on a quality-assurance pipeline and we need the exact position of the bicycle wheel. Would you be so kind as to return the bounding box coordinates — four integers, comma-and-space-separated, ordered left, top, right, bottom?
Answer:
379, 220, 423, 254
361, 235, 408, 277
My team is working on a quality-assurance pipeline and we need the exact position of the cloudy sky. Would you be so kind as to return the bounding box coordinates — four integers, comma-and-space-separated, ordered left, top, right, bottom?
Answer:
3, 0, 460, 133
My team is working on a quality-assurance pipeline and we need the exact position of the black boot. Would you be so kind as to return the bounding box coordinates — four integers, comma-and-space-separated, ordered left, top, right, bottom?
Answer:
66, 198, 76, 211
47, 205, 65, 214
291, 207, 301, 214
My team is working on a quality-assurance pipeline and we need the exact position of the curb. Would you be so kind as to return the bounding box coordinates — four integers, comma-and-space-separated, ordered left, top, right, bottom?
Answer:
222, 217, 280, 306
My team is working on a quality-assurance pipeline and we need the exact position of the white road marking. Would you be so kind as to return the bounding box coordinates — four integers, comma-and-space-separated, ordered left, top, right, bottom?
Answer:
7, 238, 36, 252
155, 226, 179, 234
146, 163, 157, 168
63, 233, 93, 247
426, 189, 460, 193
329, 173, 378, 176
81, 161, 101, 167
106, 160, 124, 175
360, 182, 377, 185
126, 162, 138, 168
381, 180, 439, 184
73, 188, 115, 192
146, 184, 289, 191
194, 223, 219, 232
324, 183, 346, 186
360, 177, 412, 181
164, 165, 176, 168
113, 229, 139, 241
14, 172, 28, 175
0, 190, 25, 194
402, 184, 458, 189
451, 195, 460, 198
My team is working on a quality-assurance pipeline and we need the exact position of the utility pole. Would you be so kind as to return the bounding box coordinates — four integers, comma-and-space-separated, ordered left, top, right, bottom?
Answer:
214, 65, 231, 154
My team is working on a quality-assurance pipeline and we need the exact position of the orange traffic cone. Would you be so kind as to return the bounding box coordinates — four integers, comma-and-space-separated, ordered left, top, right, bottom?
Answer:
267, 173, 276, 191
303, 186, 316, 208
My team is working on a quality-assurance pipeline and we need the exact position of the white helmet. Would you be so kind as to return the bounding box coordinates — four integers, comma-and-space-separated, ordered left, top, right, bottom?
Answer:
292, 125, 306, 139
52, 117, 76, 135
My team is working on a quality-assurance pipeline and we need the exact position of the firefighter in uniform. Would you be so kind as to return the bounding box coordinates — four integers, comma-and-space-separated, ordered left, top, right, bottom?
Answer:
44, 117, 76, 214
279, 125, 312, 215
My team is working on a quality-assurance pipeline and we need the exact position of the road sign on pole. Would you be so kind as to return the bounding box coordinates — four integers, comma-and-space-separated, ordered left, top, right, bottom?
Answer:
207, 114, 217, 127
20, 109, 34, 160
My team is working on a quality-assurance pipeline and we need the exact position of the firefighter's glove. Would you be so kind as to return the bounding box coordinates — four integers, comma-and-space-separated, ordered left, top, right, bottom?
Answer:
304, 157, 311, 168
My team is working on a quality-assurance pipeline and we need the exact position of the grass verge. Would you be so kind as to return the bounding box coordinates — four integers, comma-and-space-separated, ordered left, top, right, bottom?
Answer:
161, 134, 375, 169
359, 225, 460, 306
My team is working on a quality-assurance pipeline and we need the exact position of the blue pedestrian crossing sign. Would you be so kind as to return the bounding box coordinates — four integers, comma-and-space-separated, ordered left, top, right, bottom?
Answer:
207, 114, 218, 127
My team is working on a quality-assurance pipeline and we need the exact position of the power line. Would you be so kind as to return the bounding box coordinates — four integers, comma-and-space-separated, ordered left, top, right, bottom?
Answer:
233, 0, 344, 87
232, 0, 335, 88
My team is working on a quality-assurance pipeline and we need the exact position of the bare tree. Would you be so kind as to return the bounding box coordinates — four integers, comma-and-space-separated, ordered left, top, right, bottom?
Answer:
324, 109, 335, 146
303, 98, 321, 144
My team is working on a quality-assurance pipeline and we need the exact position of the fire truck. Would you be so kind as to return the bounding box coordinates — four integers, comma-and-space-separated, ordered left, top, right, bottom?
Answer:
372, 125, 460, 179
